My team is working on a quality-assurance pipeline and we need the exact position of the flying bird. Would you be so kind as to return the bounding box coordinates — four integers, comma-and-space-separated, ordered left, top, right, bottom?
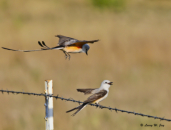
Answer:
2, 35, 99, 60
66, 80, 113, 116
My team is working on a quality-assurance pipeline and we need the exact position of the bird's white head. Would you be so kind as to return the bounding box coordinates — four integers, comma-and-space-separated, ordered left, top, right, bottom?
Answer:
82, 44, 90, 55
100, 80, 113, 90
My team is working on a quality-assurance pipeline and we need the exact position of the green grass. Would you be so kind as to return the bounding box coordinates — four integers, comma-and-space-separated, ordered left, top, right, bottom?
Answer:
92, 0, 126, 11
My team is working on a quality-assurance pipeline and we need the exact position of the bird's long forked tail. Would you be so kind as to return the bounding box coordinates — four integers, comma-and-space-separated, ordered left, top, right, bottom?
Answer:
2, 41, 63, 52
1, 46, 50, 52
66, 103, 87, 116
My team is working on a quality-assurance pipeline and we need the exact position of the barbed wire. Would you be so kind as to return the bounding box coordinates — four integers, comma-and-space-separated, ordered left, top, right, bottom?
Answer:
0, 89, 170, 122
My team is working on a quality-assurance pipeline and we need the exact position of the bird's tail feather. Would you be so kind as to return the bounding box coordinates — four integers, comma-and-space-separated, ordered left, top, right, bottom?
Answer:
2, 41, 64, 52
1, 47, 49, 52
71, 104, 87, 116
66, 103, 87, 116
66, 106, 80, 113
38, 41, 64, 50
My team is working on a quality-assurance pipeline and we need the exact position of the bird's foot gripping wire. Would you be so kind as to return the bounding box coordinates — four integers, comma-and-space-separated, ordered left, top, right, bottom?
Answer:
95, 103, 99, 108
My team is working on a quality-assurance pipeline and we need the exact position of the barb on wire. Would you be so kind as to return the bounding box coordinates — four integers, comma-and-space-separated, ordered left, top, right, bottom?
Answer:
0, 89, 171, 122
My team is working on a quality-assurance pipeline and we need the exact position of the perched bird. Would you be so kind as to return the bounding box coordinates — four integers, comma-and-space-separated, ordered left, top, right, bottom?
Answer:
66, 80, 113, 116
2, 35, 99, 60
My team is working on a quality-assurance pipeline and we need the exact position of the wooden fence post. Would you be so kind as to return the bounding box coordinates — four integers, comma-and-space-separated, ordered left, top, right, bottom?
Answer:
45, 80, 53, 130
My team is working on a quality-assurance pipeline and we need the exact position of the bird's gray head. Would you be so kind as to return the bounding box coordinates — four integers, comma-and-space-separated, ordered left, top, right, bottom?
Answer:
100, 80, 113, 89
82, 44, 90, 55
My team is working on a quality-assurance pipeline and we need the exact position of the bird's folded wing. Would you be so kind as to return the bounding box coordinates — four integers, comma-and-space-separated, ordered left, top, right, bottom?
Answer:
83, 89, 107, 104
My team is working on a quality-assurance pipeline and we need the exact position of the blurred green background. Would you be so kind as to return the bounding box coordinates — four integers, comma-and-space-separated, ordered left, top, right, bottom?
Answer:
1, 0, 171, 129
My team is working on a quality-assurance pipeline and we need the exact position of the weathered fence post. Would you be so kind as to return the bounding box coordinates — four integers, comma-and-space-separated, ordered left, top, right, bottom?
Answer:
45, 80, 54, 130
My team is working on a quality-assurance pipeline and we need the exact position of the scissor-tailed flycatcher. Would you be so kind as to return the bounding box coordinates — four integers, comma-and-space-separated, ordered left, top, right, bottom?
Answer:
66, 80, 113, 116
2, 35, 99, 60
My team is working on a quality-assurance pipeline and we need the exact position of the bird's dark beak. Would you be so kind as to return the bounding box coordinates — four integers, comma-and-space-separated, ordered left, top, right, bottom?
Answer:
86, 51, 88, 55
108, 82, 113, 85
